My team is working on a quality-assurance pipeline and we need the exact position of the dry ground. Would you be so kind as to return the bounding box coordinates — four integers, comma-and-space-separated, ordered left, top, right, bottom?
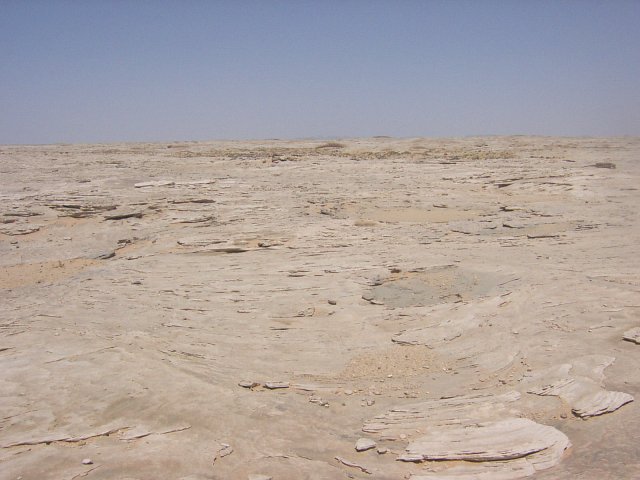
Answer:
1, 137, 639, 479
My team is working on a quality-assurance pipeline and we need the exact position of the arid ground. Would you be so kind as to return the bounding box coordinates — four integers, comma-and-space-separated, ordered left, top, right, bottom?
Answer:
1, 137, 639, 479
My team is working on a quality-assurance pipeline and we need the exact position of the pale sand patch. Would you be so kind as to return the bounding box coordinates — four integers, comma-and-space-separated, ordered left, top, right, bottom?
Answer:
0, 258, 96, 289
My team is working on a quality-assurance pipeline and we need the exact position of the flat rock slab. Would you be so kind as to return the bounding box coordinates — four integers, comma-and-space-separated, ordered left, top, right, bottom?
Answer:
104, 211, 144, 220
134, 180, 175, 188
623, 327, 640, 344
526, 356, 634, 418
529, 377, 634, 417
0, 224, 42, 235
399, 418, 569, 463
363, 391, 521, 440
410, 459, 537, 480
355, 438, 376, 452
362, 391, 571, 478
570, 389, 634, 418
264, 381, 290, 389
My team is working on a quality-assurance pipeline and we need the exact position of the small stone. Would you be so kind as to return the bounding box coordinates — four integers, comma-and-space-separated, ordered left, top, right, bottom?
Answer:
593, 162, 616, 169
623, 327, 640, 345
104, 211, 144, 220
264, 381, 289, 389
344, 389, 354, 395
366, 399, 375, 406
81, 458, 93, 465
355, 438, 376, 452
258, 240, 280, 248
215, 443, 233, 459
238, 380, 260, 388
377, 447, 389, 454
248, 475, 272, 480
328, 299, 337, 305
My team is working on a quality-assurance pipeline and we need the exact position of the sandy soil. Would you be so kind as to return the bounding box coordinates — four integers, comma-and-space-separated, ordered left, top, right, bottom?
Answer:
1, 137, 639, 479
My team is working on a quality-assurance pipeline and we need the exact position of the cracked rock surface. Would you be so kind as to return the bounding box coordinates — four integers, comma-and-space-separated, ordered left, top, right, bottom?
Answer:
1, 137, 639, 479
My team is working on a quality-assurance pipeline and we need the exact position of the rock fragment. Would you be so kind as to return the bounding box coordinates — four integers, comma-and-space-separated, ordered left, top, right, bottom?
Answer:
171, 214, 215, 225
238, 380, 260, 389
2, 210, 42, 217
398, 418, 570, 463
571, 390, 634, 418
526, 233, 560, 239
94, 251, 116, 260
0, 225, 42, 235
264, 381, 289, 390
212, 443, 233, 465
530, 377, 634, 418
355, 438, 376, 452
257, 240, 283, 248
362, 391, 521, 439
104, 211, 144, 220
134, 180, 175, 188
334, 456, 372, 474
357, 391, 572, 477
623, 327, 640, 344
526, 356, 634, 418
309, 394, 329, 406
410, 460, 536, 479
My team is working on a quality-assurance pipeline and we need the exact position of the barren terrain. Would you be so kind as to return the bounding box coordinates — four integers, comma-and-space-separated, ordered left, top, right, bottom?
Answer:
1, 137, 639, 479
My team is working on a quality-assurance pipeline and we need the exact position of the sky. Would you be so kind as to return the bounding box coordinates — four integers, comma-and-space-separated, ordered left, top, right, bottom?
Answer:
1, 1, 639, 144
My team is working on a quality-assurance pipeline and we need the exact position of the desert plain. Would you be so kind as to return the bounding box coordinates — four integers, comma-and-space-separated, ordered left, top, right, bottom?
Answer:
1, 136, 639, 479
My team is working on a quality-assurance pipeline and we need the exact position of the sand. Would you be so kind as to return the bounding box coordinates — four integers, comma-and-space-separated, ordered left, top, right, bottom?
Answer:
1, 136, 639, 479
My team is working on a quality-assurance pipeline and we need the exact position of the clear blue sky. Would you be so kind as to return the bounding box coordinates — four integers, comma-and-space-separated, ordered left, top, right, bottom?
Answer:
1, 1, 639, 144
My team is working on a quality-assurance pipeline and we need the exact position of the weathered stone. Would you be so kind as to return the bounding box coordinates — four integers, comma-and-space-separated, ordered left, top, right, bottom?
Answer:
623, 327, 640, 344
398, 418, 569, 463
238, 381, 260, 389
355, 438, 376, 452
363, 391, 521, 439
104, 211, 144, 220
527, 356, 634, 418
134, 180, 175, 188
264, 381, 289, 390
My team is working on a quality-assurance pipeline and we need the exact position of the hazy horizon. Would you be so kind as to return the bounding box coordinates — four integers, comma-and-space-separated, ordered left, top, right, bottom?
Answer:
2, 1, 639, 144
4, 133, 640, 149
